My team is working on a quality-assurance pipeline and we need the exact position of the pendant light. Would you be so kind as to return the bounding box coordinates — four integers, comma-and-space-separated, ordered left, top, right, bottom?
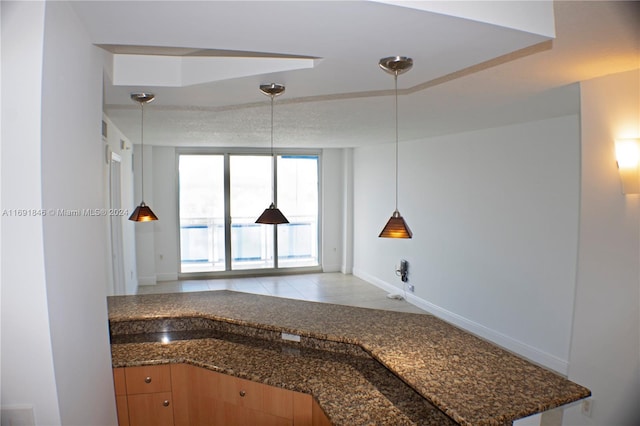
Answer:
255, 83, 289, 225
378, 56, 412, 238
128, 93, 159, 222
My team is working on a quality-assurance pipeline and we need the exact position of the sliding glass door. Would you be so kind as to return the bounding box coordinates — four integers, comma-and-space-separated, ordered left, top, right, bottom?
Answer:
230, 155, 273, 270
277, 155, 319, 267
178, 152, 319, 274
179, 155, 225, 272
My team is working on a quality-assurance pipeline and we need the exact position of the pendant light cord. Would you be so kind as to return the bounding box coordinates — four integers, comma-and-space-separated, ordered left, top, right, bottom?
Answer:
140, 101, 145, 203
270, 94, 276, 205
270, 95, 275, 157
394, 71, 399, 212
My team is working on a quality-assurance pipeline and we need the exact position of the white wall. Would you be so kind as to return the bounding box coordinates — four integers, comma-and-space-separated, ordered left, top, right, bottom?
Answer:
342, 148, 355, 273
322, 148, 344, 272
563, 69, 640, 426
354, 114, 581, 373
152, 146, 179, 281
2, 1, 117, 425
1, 2, 61, 424
133, 145, 179, 283
133, 144, 158, 284
39, 1, 116, 424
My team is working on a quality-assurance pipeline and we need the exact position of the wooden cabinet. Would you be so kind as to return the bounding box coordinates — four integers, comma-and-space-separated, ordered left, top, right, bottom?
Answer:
114, 364, 332, 426
311, 399, 332, 426
113, 365, 174, 426
172, 363, 303, 426
113, 368, 129, 426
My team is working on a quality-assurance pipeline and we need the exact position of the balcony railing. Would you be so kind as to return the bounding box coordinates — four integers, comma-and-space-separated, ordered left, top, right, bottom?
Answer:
180, 217, 318, 272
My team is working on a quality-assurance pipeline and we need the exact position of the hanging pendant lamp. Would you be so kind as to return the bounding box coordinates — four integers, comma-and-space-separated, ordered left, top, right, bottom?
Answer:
255, 83, 289, 225
129, 93, 159, 222
378, 56, 412, 238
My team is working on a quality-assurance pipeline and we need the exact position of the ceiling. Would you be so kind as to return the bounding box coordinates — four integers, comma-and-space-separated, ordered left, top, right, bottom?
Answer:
72, 1, 639, 149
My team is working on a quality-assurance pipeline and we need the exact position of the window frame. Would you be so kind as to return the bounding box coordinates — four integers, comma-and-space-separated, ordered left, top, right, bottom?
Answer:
176, 147, 322, 278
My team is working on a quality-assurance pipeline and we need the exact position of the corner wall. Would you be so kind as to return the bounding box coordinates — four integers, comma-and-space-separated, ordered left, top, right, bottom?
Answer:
1, 2, 61, 423
564, 69, 640, 425
322, 148, 345, 272
40, 1, 115, 424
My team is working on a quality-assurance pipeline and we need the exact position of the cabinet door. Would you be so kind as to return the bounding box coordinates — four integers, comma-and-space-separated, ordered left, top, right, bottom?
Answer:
127, 392, 174, 426
311, 398, 332, 426
113, 368, 130, 426
113, 368, 127, 396
170, 363, 312, 426
115, 395, 130, 426
292, 392, 312, 426
223, 403, 292, 426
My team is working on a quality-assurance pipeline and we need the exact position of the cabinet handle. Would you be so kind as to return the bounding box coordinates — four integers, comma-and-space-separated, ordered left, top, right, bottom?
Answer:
239, 390, 246, 397
162, 400, 170, 407
144, 377, 152, 384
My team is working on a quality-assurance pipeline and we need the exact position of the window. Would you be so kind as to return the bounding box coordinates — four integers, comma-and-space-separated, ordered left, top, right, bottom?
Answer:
178, 152, 319, 274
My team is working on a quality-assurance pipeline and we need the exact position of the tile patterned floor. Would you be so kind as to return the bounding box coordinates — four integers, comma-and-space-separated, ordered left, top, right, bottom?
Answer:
137, 272, 427, 314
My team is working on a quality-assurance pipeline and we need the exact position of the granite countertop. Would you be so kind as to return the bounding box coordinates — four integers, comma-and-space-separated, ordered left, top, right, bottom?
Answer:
108, 290, 590, 426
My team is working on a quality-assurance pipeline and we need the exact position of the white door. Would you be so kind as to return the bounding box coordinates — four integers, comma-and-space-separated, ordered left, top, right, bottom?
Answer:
110, 153, 126, 295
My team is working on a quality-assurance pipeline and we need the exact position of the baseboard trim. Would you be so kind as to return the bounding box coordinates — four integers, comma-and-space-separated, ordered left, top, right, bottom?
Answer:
137, 275, 157, 286
352, 268, 569, 375
322, 263, 342, 273
157, 273, 178, 282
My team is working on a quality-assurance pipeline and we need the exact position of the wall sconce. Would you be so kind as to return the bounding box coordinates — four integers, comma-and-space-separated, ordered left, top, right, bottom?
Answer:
615, 138, 640, 194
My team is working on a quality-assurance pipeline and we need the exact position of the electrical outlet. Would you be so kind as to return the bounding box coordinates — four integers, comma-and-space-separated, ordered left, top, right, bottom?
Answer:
407, 284, 415, 292
281, 332, 301, 342
581, 398, 593, 417
1, 406, 35, 426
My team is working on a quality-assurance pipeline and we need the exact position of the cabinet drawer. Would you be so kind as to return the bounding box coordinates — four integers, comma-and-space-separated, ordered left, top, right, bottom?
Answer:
221, 372, 293, 418
125, 365, 172, 395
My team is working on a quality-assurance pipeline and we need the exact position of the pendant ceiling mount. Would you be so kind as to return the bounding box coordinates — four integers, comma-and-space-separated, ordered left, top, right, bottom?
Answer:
378, 56, 413, 76
259, 83, 285, 98
130, 92, 156, 104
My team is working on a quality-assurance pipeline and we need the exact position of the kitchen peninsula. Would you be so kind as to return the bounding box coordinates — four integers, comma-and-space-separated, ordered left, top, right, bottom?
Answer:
108, 290, 590, 425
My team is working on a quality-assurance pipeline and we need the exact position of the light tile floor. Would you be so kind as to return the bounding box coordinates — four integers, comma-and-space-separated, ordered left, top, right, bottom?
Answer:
137, 272, 427, 314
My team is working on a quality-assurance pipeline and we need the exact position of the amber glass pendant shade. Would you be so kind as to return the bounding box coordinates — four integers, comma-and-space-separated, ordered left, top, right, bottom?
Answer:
379, 210, 412, 239
255, 203, 289, 225
128, 202, 159, 222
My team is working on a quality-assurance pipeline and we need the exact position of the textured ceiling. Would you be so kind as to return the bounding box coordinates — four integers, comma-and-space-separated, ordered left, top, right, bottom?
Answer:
70, 1, 640, 148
